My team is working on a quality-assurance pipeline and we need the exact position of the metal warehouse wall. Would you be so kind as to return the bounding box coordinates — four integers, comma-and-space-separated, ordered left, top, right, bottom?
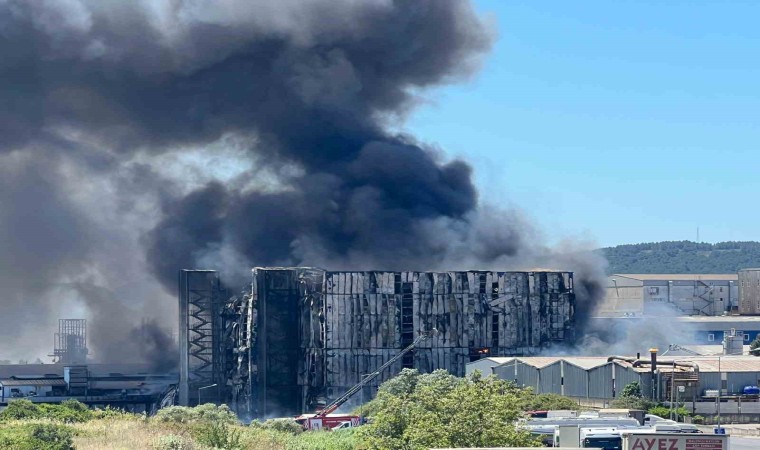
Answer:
493, 360, 540, 391
561, 362, 589, 398
539, 362, 562, 394
588, 363, 615, 399
739, 269, 760, 315
726, 372, 759, 394
615, 365, 646, 398
252, 268, 576, 417
489, 359, 655, 401
643, 281, 735, 316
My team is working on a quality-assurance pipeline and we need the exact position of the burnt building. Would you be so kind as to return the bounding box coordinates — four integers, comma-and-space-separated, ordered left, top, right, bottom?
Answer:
178, 268, 576, 417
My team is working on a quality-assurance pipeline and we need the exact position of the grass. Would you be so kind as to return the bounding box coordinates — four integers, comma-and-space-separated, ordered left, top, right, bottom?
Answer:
65, 417, 358, 449
72, 418, 192, 450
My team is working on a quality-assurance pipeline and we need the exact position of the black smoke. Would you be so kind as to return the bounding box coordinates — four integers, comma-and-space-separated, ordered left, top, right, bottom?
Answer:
0, 0, 605, 362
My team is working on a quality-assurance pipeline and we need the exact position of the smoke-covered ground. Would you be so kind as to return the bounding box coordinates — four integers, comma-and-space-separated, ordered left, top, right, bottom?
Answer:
0, 0, 607, 365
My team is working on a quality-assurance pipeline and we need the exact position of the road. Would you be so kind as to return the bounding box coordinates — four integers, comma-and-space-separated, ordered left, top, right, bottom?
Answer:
730, 436, 759, 450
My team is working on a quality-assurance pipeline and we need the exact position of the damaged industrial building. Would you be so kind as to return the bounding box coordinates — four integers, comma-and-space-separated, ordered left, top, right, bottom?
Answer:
178, 268, 576, 417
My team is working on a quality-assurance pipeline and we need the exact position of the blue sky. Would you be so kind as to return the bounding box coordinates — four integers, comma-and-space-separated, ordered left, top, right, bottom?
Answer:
404, 1, 760, 248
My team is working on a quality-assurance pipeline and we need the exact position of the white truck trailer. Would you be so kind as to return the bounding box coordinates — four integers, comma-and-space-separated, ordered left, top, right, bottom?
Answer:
621, 432, 729, 450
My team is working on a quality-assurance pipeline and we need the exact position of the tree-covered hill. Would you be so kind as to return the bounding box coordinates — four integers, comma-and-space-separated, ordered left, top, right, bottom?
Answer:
600, 241, 760, 274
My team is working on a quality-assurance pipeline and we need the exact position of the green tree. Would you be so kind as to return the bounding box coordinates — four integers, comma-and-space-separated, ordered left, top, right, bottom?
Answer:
358, 370, 540, 450
611, 382, 654, 411
621, 381, 642, 398
601, 240, 760, 274
750, 335, 760, 356
522, 393, 580, 411
648, 405, 671, 418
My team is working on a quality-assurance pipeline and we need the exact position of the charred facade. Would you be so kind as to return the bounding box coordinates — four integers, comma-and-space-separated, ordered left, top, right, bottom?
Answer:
178, 268, 576, 417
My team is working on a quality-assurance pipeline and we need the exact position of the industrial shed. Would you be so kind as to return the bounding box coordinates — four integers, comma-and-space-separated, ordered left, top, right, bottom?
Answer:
477, 354, 760, 418
482, 356, 651, 404
465, 357, 513, 377
0, 378, 67, 401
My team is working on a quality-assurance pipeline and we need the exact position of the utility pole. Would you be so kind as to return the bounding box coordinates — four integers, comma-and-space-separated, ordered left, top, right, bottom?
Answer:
717, 356, 722, 430
670, 361, 676, 420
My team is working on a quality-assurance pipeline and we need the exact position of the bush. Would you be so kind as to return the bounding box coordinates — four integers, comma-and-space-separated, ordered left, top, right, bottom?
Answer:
260, 418, 303, 435
648, 405, 671, 418
674, 406, 690, 420
155, 434, 194, 450
523, 393, 580, 411
93, 406, 140, 421
622, 382, 643, 398
39, 400, 93, 423
284, 429, 359, 450
0, 423, 75, 450
611, 395, 655, 411
692, 415, 705, 424
0, 399, 93, 423
195, 422, 242, 450
155, 403, 238, 425
358, 371, 539, 450
0, 399, 42, 421
31, 424, 75, 449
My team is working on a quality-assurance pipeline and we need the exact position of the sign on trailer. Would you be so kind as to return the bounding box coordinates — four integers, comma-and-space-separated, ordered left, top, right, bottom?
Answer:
622, 433, 729, 450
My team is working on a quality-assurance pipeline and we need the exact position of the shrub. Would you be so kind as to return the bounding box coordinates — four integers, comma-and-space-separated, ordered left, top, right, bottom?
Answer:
155, 434, 193, 450
523, 393, 580, 411
93, 406, 140, 420
674, 406, 690, 420
31, 424, 75, 450
692, 415, 705, 424
358, 372, 539, 450
0, 399, 94, 424
622, 382, 643, 398
195, 422, 242, 450
260, 418, 303, 435
648, 405, 671, 418
39, 399, 93, 423
0, 423, 75, 450
0, 399, 41, 421
155, 404, 238, 425
610, 395, 655, 411
285, 429, 359, 450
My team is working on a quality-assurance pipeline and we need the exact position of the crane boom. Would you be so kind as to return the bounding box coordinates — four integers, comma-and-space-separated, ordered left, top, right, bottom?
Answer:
316, 328, 437, 418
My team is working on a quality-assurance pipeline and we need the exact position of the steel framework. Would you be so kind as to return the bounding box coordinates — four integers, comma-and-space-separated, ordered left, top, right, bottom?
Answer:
178, 270, 226, 406
51, 319, 88, 364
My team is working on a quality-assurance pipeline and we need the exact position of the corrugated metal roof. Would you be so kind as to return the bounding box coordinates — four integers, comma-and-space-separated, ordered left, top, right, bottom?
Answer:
675, 316, 760, 323
0, 363, 178, 379
0, 378, 66, 386
481, 357, 513, 364
561, 357, 612, 369
682, 356, 760, 372
614, 274, 738, 281
476, 355, 760, 374
496, 357, 613, 370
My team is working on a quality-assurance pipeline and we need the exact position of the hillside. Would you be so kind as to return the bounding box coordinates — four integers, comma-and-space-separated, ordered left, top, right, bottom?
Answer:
601, 241, 760, 274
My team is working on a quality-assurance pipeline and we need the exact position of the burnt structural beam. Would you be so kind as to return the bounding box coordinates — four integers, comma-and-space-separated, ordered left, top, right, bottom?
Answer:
178, 270, 225, 406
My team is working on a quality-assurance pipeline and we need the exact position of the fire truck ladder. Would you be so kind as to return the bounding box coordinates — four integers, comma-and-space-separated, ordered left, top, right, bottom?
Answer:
316, 328, 438, 418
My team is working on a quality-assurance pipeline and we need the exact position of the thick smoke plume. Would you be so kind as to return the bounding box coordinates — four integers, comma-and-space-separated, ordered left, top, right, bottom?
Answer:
0, 0, 606, 363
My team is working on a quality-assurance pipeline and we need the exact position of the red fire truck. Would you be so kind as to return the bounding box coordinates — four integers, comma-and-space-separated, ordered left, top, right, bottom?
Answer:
294, 413, 361, 431
298, 328, 437, 431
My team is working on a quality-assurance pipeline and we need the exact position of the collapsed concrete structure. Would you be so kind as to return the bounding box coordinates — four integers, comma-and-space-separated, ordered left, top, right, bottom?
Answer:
178, 268, 576, 417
